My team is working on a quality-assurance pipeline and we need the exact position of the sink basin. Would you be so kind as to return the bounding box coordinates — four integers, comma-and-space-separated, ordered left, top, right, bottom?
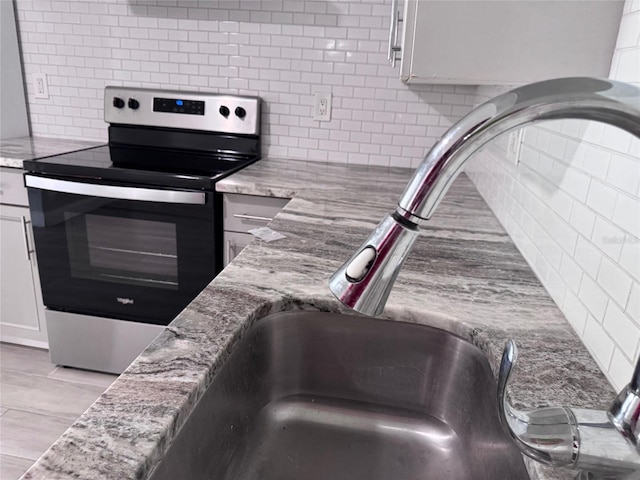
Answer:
148, 311, 528, 480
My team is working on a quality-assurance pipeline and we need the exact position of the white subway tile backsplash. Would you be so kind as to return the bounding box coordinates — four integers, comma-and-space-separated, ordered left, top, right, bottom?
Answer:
583, 315, 616, 370
607, 152, 640, 195
559, 254, 584, 293
609, 347, 635, 389
614, 49, 640, 84
598, 256, 633, 307
613, 192, 640, 238
586, 179, 618, 218
561, 167, 591, 202
569, 202, 596, 238
628, 283, 640, 323
619, 237, 640, 281
579, 275, 610, 322
601, 124, 634, 154
562, 290, 589, 333
591, 217, 626, 261
604, 301, 639, 359
630, 137, 640, 159
582, 144, 611, 178
550, 189, 573, 223
548, 214, 579, 255
581, 121, 606, 146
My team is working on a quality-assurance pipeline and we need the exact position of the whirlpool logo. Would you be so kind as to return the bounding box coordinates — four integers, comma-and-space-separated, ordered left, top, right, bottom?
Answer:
116, 297, 135, 305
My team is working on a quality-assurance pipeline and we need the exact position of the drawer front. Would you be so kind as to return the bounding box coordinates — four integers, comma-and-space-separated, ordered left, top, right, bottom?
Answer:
0, 168, 28, 206
223, 194, 289, 233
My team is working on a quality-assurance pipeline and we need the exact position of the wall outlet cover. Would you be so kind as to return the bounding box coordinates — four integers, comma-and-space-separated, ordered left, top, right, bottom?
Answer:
33, 73, 49, 99
507, 128, 524, 165
313, 92, 331, 121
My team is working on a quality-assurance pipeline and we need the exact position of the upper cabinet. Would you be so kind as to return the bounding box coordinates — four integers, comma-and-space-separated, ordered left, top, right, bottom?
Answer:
390, 0, 624, 85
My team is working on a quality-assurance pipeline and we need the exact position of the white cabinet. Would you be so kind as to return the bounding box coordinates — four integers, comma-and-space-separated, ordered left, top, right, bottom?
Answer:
222, 193, 289, 267
0, 168, 47, 347
393, 0, 624, 85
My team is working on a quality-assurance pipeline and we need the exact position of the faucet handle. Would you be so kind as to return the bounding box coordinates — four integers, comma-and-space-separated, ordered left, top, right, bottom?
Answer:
608, 358, 640, 452
497, 340, 579, 467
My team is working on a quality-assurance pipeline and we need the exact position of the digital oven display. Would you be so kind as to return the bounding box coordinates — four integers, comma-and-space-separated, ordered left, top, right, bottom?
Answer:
153, 97, 205, 115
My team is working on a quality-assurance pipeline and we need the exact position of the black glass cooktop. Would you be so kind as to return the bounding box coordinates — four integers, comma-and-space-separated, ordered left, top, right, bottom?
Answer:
23, 145, 258, 191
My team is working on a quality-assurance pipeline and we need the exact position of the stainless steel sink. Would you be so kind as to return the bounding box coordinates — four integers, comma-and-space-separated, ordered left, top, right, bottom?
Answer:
148, 311, 528, 480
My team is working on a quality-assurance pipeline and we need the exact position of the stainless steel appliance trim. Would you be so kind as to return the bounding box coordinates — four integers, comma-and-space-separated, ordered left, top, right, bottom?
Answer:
45, 309, 165, 374
104, 86, 261, 136
25, 175, 206, 205
232, 213, 272, 222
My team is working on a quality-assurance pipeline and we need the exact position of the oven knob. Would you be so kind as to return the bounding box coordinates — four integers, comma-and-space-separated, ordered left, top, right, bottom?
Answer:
128, 98, 140, 110
113, 97, 125, 109
235, 106, 246, 119
219, 105, 230, 117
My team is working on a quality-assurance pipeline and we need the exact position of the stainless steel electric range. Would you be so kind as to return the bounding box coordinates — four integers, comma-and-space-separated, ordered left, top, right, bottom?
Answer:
23, 87, 261, 374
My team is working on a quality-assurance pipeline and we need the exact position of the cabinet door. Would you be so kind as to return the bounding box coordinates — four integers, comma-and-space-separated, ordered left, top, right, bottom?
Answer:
400, 0, 623, 85
223, 231, 254, 267
0, 204, 47, 347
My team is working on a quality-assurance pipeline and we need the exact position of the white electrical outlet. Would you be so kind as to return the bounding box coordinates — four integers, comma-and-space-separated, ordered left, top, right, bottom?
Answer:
313, 92, 331, 121
33, 73, 49, 99
506, 129, 524, 165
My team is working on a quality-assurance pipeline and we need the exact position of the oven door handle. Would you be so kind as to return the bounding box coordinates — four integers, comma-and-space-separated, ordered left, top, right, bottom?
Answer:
24, 175, 206, 205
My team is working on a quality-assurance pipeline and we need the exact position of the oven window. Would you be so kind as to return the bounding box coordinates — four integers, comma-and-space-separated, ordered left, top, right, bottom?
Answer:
66, 214, 179, 290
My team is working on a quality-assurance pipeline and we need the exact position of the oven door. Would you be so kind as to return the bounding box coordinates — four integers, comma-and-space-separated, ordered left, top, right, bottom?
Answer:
25, 174, 220, 325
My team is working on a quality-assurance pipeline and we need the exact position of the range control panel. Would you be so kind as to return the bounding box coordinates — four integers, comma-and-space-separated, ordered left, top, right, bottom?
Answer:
104, 86, 261, 136
153, 97, 205, 116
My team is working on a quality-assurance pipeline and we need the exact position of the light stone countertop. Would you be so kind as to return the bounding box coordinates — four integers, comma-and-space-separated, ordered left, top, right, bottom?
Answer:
22, 156, 614, 480
0, 136, 102, 168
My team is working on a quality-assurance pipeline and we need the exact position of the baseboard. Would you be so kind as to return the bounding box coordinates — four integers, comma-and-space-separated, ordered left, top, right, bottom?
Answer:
0, 335, 49, 350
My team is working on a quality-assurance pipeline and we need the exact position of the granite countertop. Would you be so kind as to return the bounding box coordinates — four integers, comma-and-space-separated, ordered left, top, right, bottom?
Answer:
23, 157, 614, 480
0, 136, 102, 168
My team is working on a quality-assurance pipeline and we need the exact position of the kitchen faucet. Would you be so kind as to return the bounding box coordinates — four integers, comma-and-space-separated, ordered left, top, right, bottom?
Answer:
329, 77, 640, 479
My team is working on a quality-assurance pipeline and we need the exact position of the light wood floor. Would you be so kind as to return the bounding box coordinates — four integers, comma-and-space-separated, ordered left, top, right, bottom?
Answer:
0, 343, 117, 480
